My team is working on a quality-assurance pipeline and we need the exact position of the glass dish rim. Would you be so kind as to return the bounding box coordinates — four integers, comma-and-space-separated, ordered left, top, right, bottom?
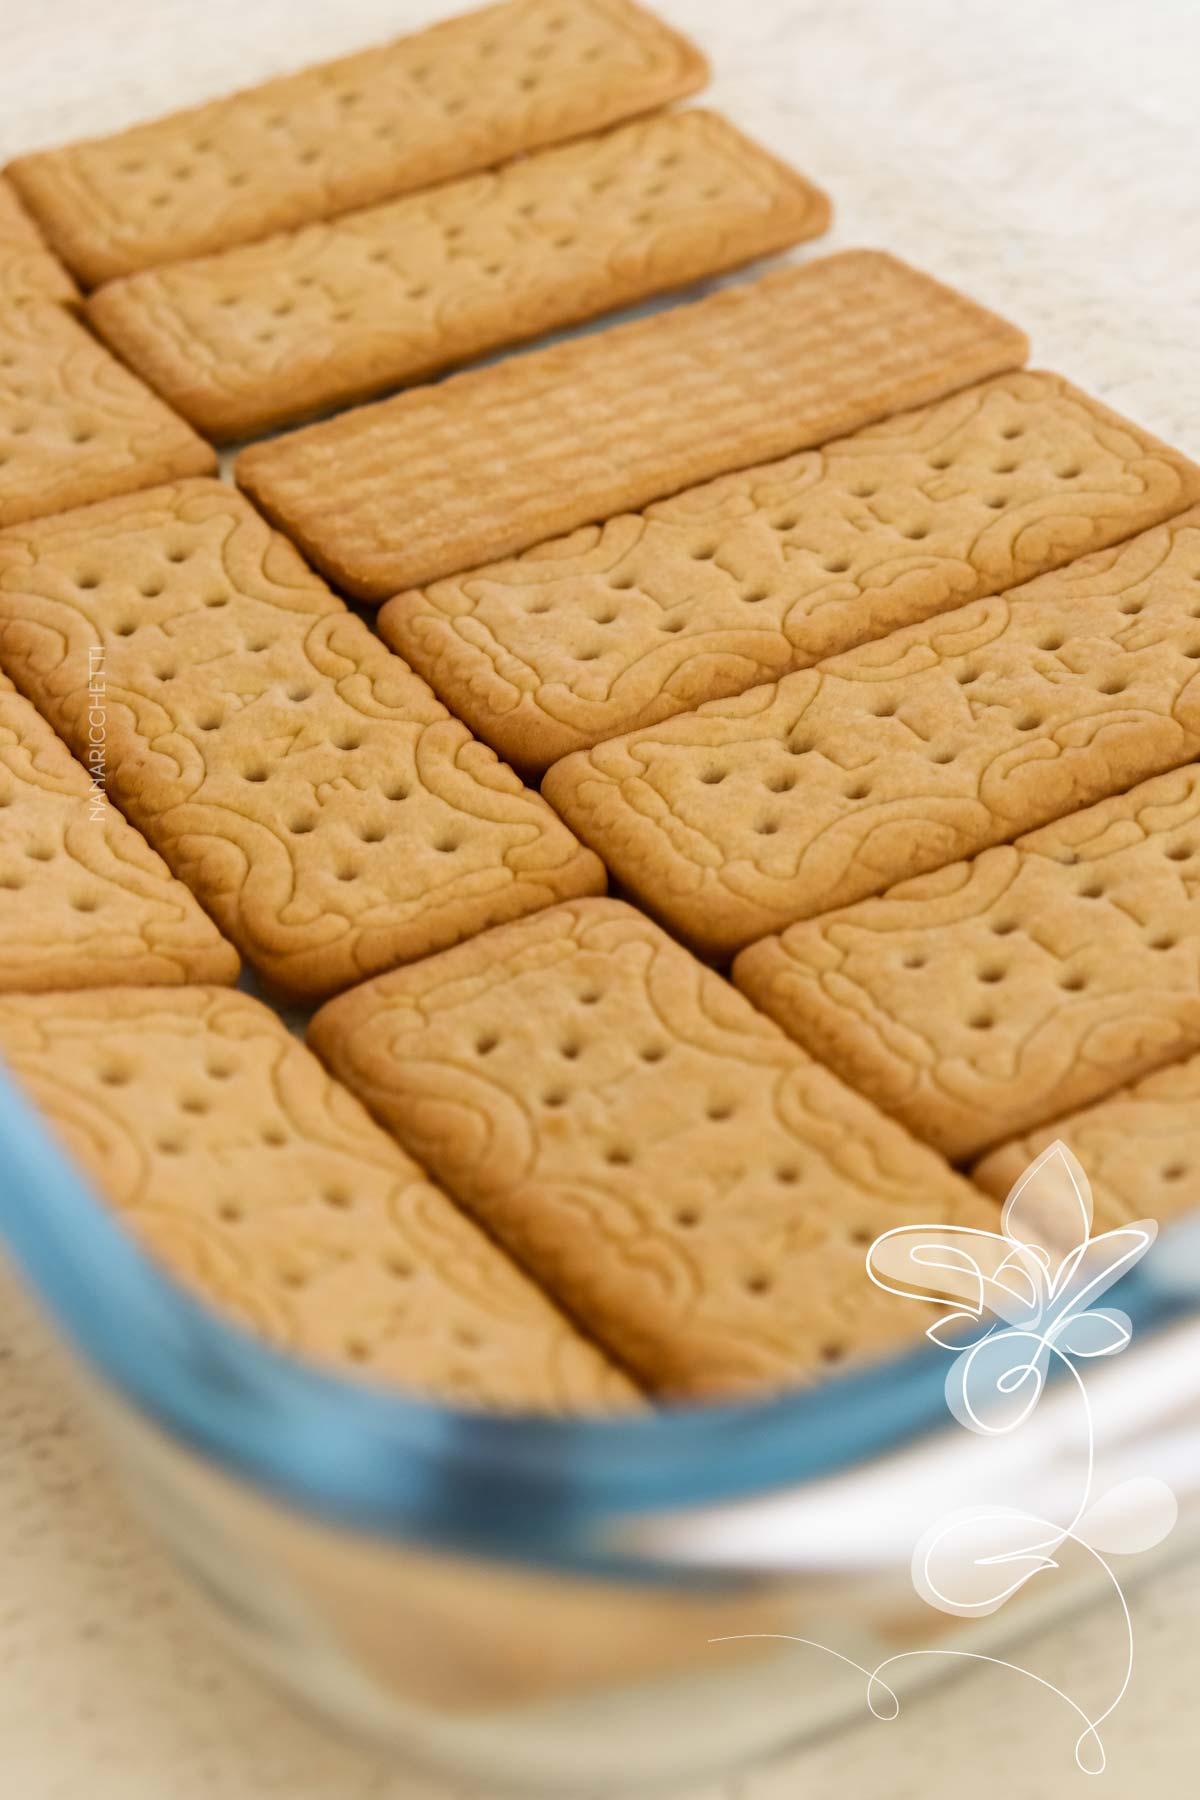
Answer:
1, 1065, 1192, 1571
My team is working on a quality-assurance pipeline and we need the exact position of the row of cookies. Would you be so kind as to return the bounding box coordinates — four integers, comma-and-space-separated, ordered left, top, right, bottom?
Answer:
2, 3, 1198, 1411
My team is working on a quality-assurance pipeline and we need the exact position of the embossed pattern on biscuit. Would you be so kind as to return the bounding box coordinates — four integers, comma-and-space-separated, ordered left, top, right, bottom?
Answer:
0, 177, 77, 308
308, 898, 997, 1398
733, 764, 1200, 1162
0, 672, 238, 992
544, 507, 1200, 961
382, 372, 1200, 773
235, 251, 1030, 599
974, 1049, 1200, 1234
0, 986, 637, 1409
8, 0, 709, 286
0, 480, 604, 1000
0, 304, 216, 529
87, 111, 829, 441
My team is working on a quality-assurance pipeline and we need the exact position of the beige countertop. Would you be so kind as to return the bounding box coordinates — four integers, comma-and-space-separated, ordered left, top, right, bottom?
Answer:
3, 1, 1200, 1794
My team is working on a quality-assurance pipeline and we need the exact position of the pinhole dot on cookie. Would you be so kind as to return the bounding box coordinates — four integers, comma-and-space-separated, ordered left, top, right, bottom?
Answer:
745, 1273, 772, 1296
845, 779, 871, 801
434, 833, 461, 853
1163, 1163, 1189, 1183
217, 1199, 243, 1223
321, 1183, 352, 1210
978, 964, 1006, 983
1016, 712, 1043, 731
1039, 634, 1065, 652
639, 1043, 666, 1063
1079, 879, 1106, 898
1149, 931, 1178, 950
706, 1100, 735, 1122
475, 1032, 500, 1055
70, 892, 101, 913
902, 951, 927, 969
968, 1009, 995, 1031
674, 1207, 701, 1228
605, 1146, 633, 1166
1166, 842, 1195, 861
156, 1136, 185, 1156
0, 873, 25, 891
1059, 971, 1088, 991
25, 843, 55, 862
756, 818, 780, 835
699, 767, 726, 785
766, 772, 795, 793
205, 1057, 236, 1081
990, 918, 1019, 936
260, 1123, 287, 1146
289, 815, 316, 834
542, 1088, 567, 1108
820, 1343, 846, 1365
97, 1062, 131, 1087
178, 1093, 210, 1115
560, 1039, 582, 1061
1001, 425, 1023, 441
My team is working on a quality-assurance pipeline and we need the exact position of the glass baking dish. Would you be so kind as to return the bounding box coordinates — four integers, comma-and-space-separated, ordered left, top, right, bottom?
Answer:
2, 1063, 1199, 1794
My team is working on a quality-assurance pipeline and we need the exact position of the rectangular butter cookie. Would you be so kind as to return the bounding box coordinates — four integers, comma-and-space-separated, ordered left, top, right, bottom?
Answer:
87, 111, 830, 441
0, 303, 215, 529
308, 897, 997, 1399
734, 764, 1200, 1162
0, 671, 238, 992
381, 371, 1200, 774
0, 480, 604, 1001
0, 986, 636, 1410
0, 176, 77, 307
6, 0, 708, 288
235, 250, 1029, 600
544, 506, 1200, 961
973, 1051, 1200, 1235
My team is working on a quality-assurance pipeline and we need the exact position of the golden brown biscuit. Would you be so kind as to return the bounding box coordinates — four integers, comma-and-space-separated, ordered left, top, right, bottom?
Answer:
973, 1051, 1200, 1234
733, 764, 1200, 1162
235, 250, 1030, 600
0, 302, 215, 529
0, 985, 637, 1410
0, 671, 237, 991
87, 111, 830, 441
308, 898, 998, 1399
7, 0, 708, 287
544, 507, 1200, 961
0, 480, 604, 1001
381, 371, 1200, 774
0, 176, 77, 307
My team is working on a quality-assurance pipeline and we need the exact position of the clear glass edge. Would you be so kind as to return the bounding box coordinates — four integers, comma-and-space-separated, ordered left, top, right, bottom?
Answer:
2, 1064, 1196, 1573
